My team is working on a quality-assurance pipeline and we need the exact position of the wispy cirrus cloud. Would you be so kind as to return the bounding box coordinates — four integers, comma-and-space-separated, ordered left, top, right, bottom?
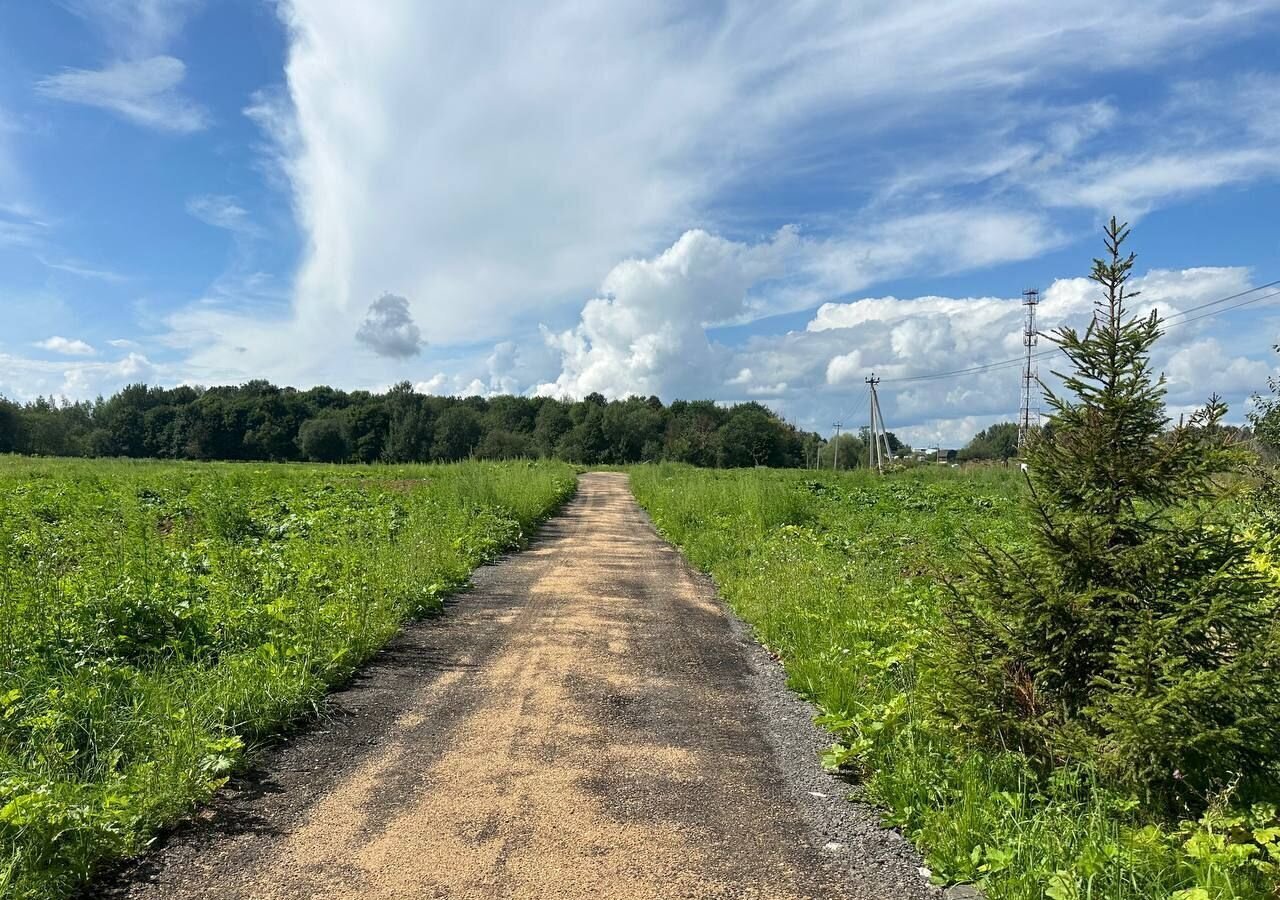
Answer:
36, 255, 128, 282
63, 0, 202, 56
186, 194, 259, 234
36, 56, 207, 134
36, 1, 206, 133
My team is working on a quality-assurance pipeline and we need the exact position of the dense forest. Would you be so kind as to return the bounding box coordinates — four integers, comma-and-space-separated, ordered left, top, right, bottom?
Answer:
0, 381, 832, 467
0, 380, 1052, 468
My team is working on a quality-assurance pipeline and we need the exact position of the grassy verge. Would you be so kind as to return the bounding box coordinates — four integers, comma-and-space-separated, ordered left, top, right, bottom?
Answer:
630, 463, 1278, 900
0, 457, 575, 899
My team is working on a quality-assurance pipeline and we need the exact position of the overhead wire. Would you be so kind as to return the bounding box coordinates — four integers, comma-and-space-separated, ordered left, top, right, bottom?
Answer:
870, 278, 1280, 387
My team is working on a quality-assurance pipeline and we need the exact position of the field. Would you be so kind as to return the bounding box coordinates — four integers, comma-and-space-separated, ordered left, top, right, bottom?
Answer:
2, 455, 1275, 900
631, 464, 1279, 900
0, 457, 575, 899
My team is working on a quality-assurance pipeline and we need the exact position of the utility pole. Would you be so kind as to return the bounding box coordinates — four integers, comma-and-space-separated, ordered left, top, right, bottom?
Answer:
1018, 287, 1040, 450
865, 375, 884, 474
831, 421, 842, 470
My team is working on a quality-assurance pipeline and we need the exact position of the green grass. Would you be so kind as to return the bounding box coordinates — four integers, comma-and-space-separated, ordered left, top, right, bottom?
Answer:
630, 463, 1279, 900
0, 457, 575, 899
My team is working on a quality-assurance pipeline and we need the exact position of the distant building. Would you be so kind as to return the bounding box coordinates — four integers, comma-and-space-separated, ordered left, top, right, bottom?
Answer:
909, 447, 957, 463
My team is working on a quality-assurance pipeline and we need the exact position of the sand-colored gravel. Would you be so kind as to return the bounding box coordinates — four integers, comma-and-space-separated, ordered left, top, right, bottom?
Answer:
107, 473, 923, 900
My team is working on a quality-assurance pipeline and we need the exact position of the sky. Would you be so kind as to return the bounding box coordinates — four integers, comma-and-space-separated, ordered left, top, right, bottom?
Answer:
1, 1, 1279, 447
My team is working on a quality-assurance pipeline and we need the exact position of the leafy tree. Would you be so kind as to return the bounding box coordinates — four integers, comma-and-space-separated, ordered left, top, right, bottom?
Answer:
346, 398, 388, 463
943, 219, 1280, 804
1249, 352, 1280, 470
431, 405, 483, 461
0, 374, 819, 470
382, 385, 434, 462
957, 422, 1019, 462
603, 396, 665, 462
664, 400, 723, 466
531, 400, 572, 457
475, 429, 533, 459
556, 403, 608, 463
298, 417, 351, 462
818, 432, 866, 469
486, 396, 536, 434
717, 403, 786, 467
0, 397, 22, 453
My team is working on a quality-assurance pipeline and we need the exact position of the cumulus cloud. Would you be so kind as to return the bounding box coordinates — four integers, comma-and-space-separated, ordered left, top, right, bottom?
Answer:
35, 336, 96, 356
355, 293, 423, 359
533, 222, 1276, 446
197, 0, 1277, 379
36, 56, 208, 133
536, 216, 1063, 402
0, 351, 159, 401
141, 0, 1280, 437
536, 228, 796, 399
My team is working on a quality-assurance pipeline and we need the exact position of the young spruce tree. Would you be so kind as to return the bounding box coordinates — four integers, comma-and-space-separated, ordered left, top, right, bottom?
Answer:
944, 218, 1280, 805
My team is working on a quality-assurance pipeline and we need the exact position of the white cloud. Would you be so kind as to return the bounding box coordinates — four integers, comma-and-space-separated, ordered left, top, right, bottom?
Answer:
186, 194, 257, 234
64, 0, 201, 57
36, 256, 128, 282
1017, 74, 1280, 217
537, 216, 1062, 401
36, 56, 208, 133
177, 0, 1278, 389
1034, 148, 1280, 217
0, 199, 48, 249
1165, 338, 1273, 401
536, 228, 795, 399
0, 352, 159, 402
531, 221, 1276, 445
113, 0, 1279, 447
35, 336, 96, 356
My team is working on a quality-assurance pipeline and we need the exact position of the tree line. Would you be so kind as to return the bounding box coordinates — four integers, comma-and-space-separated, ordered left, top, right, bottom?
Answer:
6, 379, 1252, 469
0, 381, 839, 467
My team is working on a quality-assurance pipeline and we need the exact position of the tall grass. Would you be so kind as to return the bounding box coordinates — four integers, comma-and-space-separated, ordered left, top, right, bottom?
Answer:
630, 464, 1278, 900
0, 457, 575, 899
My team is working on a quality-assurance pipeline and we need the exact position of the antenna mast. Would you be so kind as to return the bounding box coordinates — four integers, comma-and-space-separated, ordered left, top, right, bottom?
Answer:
1018, 287, 1039, 450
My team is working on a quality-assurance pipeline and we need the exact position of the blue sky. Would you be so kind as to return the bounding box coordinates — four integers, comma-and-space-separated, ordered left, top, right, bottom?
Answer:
1, 1, 1279, 445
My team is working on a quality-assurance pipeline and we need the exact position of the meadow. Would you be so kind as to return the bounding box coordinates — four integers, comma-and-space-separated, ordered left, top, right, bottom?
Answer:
631, 463, 1280, 900
0, 457, 575, 899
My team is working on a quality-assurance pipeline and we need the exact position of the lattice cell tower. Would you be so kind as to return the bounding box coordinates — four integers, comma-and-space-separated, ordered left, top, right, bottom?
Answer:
1017, 287, 1040, 450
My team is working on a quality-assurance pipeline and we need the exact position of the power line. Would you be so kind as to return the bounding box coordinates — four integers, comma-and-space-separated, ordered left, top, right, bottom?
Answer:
875, 279, 1280, 387
1164, 287, 1280, 330
836, 390, 869, 430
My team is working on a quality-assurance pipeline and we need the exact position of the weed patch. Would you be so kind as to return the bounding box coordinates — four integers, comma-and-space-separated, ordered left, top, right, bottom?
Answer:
0, 457, 574, 899
631, 463, 1279, 899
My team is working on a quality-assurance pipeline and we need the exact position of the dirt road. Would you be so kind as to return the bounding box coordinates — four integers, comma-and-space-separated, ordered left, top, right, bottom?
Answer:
102, 473, 934, 900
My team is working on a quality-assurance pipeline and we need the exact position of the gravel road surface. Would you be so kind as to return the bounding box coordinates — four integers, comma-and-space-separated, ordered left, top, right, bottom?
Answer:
96, 472, 937, 900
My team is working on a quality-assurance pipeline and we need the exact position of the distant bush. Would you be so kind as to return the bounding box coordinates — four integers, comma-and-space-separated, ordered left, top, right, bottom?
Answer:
297, 416, 350, 462
955, 422, 1018, 462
